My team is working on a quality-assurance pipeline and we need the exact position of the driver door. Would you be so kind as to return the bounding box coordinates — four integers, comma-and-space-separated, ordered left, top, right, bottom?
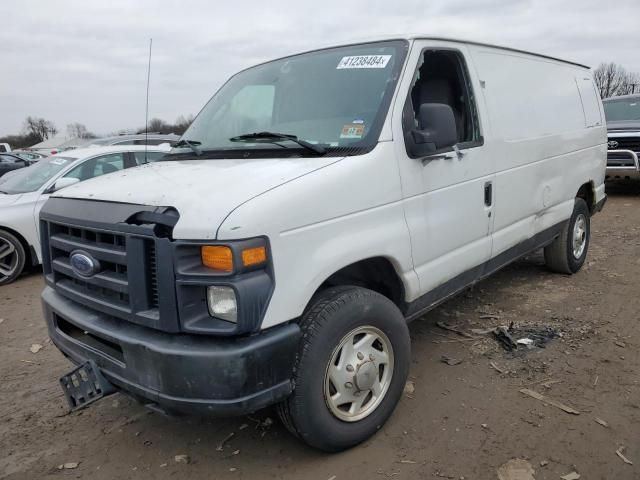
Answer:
392, 41, 495, 297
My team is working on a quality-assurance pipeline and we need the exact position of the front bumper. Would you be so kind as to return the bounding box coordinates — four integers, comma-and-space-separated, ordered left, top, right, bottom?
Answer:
606, 149, 640, 179
43, 286, 300, 416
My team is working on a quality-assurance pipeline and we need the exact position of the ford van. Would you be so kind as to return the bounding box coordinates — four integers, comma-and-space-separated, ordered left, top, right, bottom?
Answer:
40, 36, 606, 451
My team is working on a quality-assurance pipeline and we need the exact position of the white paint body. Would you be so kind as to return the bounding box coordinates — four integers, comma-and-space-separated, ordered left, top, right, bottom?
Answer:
54, 37, 606, 329
0, 145, 169, 265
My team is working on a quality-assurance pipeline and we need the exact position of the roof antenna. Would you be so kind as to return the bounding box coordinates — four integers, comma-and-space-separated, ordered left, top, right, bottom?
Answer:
144, 38, 153, 161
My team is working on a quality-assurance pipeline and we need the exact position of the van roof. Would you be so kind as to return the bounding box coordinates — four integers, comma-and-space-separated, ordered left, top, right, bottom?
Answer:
292, 35, 591, 70
406, 35, 590, 69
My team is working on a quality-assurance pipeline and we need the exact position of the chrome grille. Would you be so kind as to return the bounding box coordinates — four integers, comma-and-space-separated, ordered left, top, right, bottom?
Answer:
609, 138, 640, 152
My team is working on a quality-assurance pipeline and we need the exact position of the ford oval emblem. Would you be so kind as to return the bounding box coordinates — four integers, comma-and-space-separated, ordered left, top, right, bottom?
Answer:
69, 251, 100, 277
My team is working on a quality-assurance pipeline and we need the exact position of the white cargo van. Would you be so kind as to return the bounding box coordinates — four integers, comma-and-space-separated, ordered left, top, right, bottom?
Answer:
40, 36, 606, 452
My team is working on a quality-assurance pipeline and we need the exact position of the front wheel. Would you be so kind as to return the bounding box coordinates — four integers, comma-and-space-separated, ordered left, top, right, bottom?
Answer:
544, 198, 590, 274
0, 230, 26, 285
277, 286, 410, 452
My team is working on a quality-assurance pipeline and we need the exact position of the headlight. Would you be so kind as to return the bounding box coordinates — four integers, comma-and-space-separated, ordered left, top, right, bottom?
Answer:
206, 286, 237, 323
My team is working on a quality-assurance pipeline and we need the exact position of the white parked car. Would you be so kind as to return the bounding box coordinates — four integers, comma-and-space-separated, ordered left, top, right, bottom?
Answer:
41, 36, 606, 451
0, 145, 168, 284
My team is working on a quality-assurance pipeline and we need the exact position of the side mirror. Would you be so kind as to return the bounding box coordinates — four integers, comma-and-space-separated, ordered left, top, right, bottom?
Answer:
50, 177, 80, 193
409, 103, 458, 157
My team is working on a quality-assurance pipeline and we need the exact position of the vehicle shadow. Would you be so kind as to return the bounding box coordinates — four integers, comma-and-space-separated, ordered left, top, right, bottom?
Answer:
605, 179, 640, 197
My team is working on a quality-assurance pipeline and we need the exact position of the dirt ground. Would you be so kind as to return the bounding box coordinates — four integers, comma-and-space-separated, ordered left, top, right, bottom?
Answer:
1, 183, 639, 480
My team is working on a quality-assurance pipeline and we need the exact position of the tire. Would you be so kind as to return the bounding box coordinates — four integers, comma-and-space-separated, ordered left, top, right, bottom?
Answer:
277, 286, 410, 452
0, 230, 26, 285
544, 198, 590, 274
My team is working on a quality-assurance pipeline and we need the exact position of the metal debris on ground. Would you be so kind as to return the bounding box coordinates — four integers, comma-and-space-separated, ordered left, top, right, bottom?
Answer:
216, 432, 235, 451
516, 338, 534, 347
519, 388, 580, 415
560, 472, 580, 480
594, 417, 609, 428
493, 326, 518, 351
489, 361, 507, 374
496, 459, 536, 480
440, 355, 463, 366
490, 323, 558, 352
436, 321, 473, 338
616, 446, 633, 465
471, 327, 497, 335
174, 454, 190, 464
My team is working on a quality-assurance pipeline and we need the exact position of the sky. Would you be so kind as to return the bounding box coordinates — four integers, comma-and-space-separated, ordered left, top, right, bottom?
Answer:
1, 0, 639, 138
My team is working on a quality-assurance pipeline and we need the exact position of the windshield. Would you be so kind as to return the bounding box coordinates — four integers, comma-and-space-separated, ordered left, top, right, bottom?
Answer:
170, 40, 408, 158
603, 97, 640, 122
0, 156, 75, 194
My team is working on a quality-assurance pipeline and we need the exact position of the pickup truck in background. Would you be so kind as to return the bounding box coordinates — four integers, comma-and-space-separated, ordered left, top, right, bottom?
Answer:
603, 94, 640, 180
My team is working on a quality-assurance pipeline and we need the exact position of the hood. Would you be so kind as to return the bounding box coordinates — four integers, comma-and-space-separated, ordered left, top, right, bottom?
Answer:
0, 193, 22, 207
607, 120, 640, 132
54, 157, 341, 239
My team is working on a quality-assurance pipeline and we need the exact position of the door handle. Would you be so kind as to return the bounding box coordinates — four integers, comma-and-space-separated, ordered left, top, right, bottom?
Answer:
484, 181, 493, 207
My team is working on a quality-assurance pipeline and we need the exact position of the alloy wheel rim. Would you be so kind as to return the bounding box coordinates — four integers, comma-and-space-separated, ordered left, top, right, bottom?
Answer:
572, 214, 587, 259
324, 326, 394, 422
0, 238, 18, 281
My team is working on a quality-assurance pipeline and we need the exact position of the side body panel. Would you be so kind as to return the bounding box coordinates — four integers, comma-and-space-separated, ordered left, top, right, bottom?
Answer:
467, 45, 607, 258
217, 142, 418, 329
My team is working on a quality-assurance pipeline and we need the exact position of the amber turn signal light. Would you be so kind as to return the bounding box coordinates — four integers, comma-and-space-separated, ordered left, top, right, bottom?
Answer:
242, 246, 267, 267
201, 246, 233, 272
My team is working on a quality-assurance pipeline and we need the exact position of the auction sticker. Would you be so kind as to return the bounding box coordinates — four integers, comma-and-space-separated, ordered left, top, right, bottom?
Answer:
337, 55, 391, 69
340, 123, 365, 139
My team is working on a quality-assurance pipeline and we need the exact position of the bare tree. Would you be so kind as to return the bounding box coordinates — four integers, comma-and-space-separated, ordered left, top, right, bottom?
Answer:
23, 116, 58, 142
66, 122, 95, 139
594, 62, 640, 99
147, 117, 168, 133
135, 115, 193, 135
174, 114, 194, 134
619, 71, 640, 96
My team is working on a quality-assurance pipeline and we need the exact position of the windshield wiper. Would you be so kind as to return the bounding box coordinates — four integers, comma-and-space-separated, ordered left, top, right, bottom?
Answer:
173, 139, 202, 156
229, 132, 326, 155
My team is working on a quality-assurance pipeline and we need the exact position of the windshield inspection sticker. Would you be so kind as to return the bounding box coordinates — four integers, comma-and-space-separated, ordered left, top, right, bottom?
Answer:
340, 123, 365, 139
337, 55, 392, 69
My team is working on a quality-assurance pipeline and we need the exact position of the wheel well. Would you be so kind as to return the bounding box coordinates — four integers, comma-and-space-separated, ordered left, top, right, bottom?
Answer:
0, 226, 34, 267
576, 182, 595, 214
318, 257, 406, 312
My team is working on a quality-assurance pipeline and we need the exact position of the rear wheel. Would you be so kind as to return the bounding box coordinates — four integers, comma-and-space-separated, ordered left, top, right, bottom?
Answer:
544, 198, 590, 274
0, 230, 26, 285
277, 286, 410, 452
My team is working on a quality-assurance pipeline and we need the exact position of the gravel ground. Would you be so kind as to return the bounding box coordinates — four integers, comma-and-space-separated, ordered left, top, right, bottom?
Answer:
1, 182, 639, 480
